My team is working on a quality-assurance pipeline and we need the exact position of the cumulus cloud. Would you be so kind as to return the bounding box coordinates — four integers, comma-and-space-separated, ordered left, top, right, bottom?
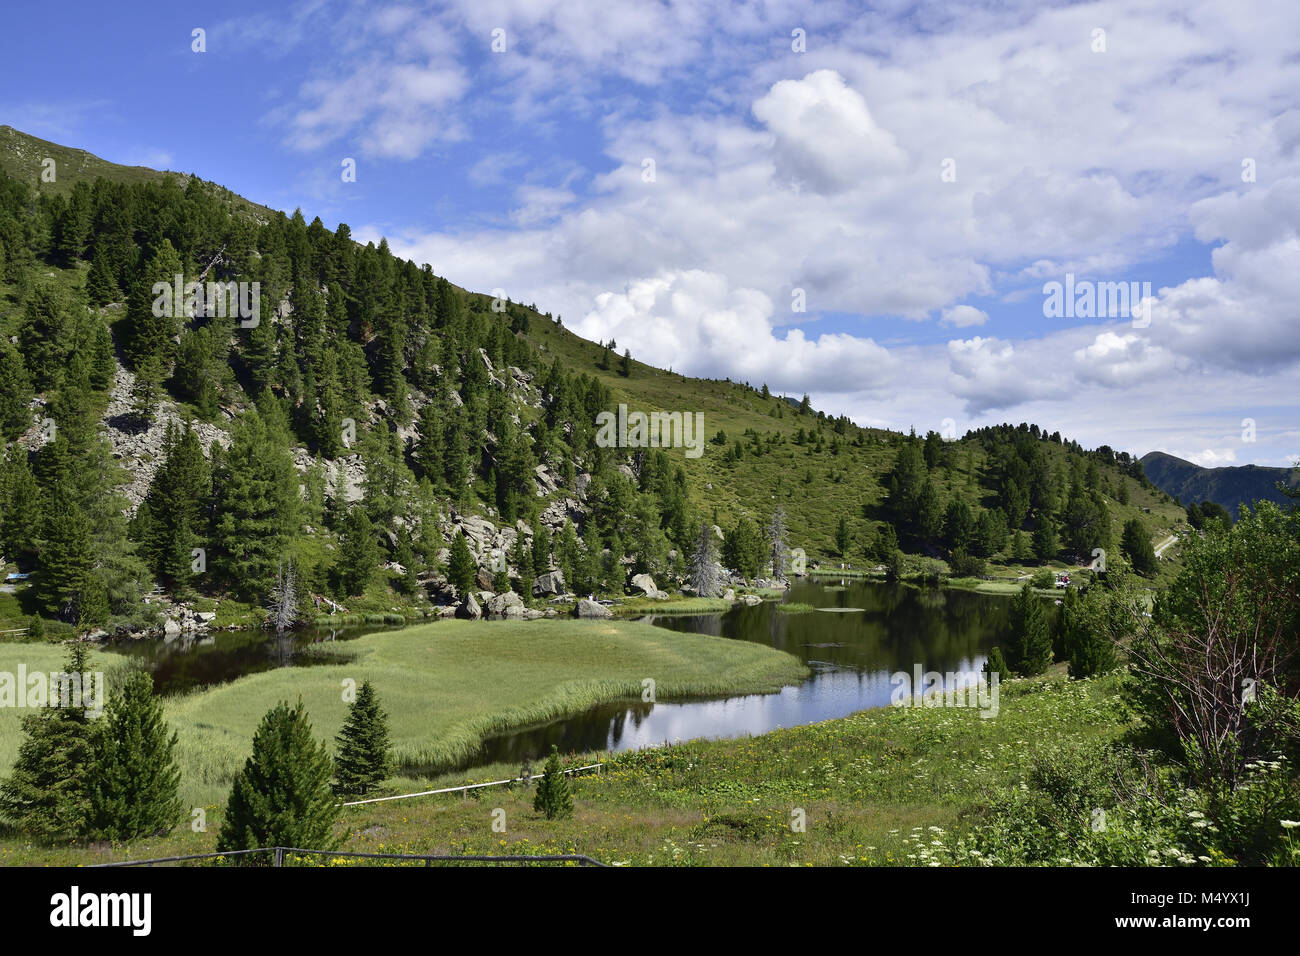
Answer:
940, 305, 989, 327
579, 270, 896, 394
329, 0, 1300, 466
752, 70, 906, 193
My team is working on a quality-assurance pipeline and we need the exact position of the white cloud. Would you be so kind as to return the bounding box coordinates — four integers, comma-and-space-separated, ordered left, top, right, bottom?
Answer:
344, 0, 1300, 465
752, 69, 906, 193
940, 305, 988, 327
579, 270, 896, 394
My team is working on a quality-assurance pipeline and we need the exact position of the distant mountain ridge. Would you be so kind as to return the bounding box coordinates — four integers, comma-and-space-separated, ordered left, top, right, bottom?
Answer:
1139, 451, 1299, 518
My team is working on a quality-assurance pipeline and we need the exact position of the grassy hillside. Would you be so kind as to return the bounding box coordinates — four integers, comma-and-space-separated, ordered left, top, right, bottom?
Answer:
0, 123, 1187, 618
1141, 450, 1300, 519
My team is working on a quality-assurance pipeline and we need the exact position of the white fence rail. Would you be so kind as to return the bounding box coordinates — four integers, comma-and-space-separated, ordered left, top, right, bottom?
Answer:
342, 762, 605, 807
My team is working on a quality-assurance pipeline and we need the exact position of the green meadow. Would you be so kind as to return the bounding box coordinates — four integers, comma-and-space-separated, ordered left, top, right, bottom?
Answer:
0, 620, 807, 809
0, 666, 1126, 866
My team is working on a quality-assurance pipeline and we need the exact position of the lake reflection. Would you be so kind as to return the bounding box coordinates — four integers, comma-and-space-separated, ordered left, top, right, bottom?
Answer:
467, 579, 1025, 768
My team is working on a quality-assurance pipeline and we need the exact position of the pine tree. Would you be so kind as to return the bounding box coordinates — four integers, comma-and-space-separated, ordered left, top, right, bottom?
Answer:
1032, 514, 1058, 562
531, 524, 551, 573
130, 353, 164, 426
89, 669, 182, 840
512, 530, 534, 598
0, 644, 99, 841
1063, 587, 1119, 679
88, 320, 116, 392
532, 745, 573, 820
834, 515, 852, 557
216, 699, 340, 861
37, 485, 95, 620
84, 246, 120, 307
333, 681, 392, 797
140, 424, 211, 590
76, 576, 109, 633
1120, 517, 1158, 576
983, 645, 1010, 679
0, 341, 33, 441
19, 283, 77, 390
447, 529, 476, 594
211, 408, 300, 600
1006, 583, 1053, 676
723, 518, 764, 579
127, 239, 184, 369
336, 508, 377, 596
0, 447, 43, 565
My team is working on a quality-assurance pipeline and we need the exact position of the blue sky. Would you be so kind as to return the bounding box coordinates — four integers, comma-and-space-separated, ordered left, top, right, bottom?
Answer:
3, 0, 1298, 468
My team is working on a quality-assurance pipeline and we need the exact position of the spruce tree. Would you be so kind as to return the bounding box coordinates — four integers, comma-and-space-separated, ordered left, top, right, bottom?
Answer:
127, 239, 184, 369
0, 644, 99, 841
211, 408, 300, 600
0, 450, 42, 567
532, 745, 573, 820
85, 246, 120, 307
130, 353, 164, 426
89, 670, 182, 840
1032, 514, 1059, 562
835, 515, 852, 557
217, 700, 340, 861
37, 485, 95, 620
18, 282, 76, 390
512, 528, 534, 598
447, 529, 476, 594
1006, 582, 1053, 676
0, 341, 33, 441
333, 681, 392, 797
983, 645, 1010, 679
1120, 517, 1158, 576
336, 507, 377, 596
531, 524, 551, 572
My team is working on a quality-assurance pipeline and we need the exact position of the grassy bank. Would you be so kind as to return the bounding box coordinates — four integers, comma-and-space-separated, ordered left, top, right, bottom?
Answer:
612, 597, 734, 616
0, 668, 1126, 866
0, 620, 807, 809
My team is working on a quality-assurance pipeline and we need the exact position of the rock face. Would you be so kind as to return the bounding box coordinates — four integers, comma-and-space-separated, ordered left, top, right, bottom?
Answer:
722, 588, 736, 602
628, 573, 667, 600
538, 497, 586, 531
739, 594, 762, 606
574, 598, 612, 619
455, 592, 482, 620
533, 569, 566, 597
487, 591, 523, 617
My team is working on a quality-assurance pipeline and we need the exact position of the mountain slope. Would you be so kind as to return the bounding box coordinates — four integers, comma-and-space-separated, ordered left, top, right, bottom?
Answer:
1139, 451, 1299, 519
0, 124, 1189, 634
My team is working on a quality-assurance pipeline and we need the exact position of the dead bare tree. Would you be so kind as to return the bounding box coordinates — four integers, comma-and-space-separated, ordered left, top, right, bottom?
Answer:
767, 506, 789, 583
267, 557, 299, 632
688, 524, 722, 598
1127, 569, 1296, 791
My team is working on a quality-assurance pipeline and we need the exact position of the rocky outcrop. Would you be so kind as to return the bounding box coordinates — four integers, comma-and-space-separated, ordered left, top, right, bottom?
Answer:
533, 569, 566, 597
487, 591, 523, 617
538, 497, 586, 531
628, 573, 667, 600
574, 598, 612, 619
455, 592, 482, 620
